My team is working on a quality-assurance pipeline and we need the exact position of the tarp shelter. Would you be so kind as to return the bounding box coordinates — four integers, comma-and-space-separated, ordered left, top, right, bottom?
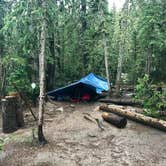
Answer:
47, 73, 109, 101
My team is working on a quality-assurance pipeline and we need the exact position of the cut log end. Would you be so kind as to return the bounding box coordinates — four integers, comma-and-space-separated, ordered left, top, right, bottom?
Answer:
102, 112, 127, 128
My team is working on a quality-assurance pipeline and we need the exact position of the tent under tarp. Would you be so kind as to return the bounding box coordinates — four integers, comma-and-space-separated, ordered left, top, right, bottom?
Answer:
47, 73, 109, 101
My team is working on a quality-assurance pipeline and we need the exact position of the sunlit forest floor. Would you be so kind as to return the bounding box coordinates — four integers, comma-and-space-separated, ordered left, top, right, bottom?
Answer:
0, 102, 166, 166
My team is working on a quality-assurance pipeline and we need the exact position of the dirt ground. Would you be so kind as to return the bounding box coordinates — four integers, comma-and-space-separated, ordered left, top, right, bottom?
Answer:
0, 101, 166, 166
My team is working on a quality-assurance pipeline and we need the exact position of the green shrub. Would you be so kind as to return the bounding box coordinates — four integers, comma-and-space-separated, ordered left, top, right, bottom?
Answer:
134, 74, 166, 118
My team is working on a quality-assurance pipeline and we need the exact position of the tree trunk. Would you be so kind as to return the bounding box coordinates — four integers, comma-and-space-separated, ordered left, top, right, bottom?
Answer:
47, 33, 56, 90
99, 105, 166, 132
145, 45, 153, 76
0, 65, 6, 98
80, 0, 88, 74
38, 0, 47, 145
55, 15, 62, 74
133, 31, 137, 84
81, 0, 87, 32
32, 53, 39, 83
102, 32, 111, 95
115, 40, 124, 95
115, 1, 129, 95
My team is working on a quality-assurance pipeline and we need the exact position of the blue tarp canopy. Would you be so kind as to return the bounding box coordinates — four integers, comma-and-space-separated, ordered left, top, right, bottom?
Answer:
47, 73, 109, 100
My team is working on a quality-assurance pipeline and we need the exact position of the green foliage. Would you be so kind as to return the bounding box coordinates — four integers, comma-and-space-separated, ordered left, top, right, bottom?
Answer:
135, 75, 151, 100
9, 128, 38, 147
1, 53, 39, 100
0, 138, 5, 151
0, 128, 38, 151
135, 74, 166, 118
0, 0, 165, 97
0, 135, 19, 151
2, 55, 29, 92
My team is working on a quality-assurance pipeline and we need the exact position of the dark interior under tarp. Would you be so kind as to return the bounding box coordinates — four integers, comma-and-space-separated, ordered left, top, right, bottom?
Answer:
47, 73, 109, 101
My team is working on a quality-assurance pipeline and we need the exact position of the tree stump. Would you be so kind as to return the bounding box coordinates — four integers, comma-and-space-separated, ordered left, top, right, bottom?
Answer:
1, 96, 24, 133
2, 96, 18, 133
16, 101, 24, 127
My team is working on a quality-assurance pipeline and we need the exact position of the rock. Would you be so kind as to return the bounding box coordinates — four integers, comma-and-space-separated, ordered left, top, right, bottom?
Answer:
56, 107, 64, 113
49, 108, 55, 112
70, 104, 75, 108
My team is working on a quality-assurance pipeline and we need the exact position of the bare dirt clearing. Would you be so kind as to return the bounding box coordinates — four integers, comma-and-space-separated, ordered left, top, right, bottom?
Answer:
0, 102, 166, 166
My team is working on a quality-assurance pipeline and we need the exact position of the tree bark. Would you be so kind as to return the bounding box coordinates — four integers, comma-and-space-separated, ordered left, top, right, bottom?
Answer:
38, 0, 47, 145
1, 96, 18, 133
99, 105, 166, 132
99, 1, 111, 95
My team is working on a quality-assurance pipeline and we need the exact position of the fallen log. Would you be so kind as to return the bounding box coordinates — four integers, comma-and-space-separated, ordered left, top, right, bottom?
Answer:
99, 98, 142, 106
102, 112, 127, 128
100, 105, 166, 132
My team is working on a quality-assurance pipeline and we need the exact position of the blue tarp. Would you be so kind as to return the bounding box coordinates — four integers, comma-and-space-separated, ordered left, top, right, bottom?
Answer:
47, 73, 109, 100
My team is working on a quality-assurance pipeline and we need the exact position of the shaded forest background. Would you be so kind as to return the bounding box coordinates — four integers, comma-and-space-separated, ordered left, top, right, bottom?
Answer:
0, 0, 165, 96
